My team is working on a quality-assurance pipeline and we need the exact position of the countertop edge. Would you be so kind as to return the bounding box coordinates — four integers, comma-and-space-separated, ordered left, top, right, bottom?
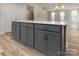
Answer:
12, 20, 67, 26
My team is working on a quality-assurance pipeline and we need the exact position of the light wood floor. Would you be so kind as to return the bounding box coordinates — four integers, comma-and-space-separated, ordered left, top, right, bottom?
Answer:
66, 23, 79, 56
0, 33, 45, 56
0, 23, 79, 56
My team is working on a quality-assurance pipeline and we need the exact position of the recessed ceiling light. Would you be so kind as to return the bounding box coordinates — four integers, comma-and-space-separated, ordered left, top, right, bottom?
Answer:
61, 6, 65, 8
54, 3, 65, 10
54, 6, 58, 9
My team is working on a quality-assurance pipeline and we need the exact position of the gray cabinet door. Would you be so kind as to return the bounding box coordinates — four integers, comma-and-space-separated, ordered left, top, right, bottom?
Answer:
20, 27, 28, 43
27, 28, 33, 47
20, 27, 33, 47
35, 30, 47, 54
12, 24, 16, 38
47, 32, 60, 56
15, 26, 20, 40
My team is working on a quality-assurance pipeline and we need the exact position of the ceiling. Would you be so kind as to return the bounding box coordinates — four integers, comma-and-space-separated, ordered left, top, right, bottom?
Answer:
27, 3, 79, 10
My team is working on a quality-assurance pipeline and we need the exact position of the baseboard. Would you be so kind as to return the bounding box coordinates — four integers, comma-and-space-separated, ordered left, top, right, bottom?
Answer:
4, 32, 11, 34
0, 32, 11, 35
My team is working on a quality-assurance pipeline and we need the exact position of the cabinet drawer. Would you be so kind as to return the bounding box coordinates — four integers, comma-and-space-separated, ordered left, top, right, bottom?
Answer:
21, 22, 33, 28
35, 24, 60, 32
12, 22, 20, 26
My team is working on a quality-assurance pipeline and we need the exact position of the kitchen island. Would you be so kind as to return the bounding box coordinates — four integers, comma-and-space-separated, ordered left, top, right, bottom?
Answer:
12, 20, 66, 56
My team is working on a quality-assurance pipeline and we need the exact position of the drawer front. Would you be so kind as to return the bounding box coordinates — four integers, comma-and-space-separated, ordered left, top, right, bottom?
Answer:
35, 24, 60, 32
21, 22, 33, 28
12, 22, 20, 26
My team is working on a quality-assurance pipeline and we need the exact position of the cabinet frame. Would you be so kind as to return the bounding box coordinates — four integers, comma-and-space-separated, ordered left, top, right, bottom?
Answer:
12, 21, 66, 56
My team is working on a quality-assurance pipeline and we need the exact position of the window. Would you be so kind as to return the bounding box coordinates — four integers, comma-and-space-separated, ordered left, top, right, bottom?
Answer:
51, 12, 55, 20
60, 11, 65, 21
71, 10, 77, 21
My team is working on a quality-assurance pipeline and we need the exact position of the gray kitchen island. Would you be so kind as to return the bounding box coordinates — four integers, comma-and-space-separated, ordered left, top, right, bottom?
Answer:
12, 20, 66, 56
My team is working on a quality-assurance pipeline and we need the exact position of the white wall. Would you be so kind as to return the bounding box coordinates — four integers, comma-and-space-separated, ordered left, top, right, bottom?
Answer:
55, 11, 60, 21
65, 10, 71, 22
77, 9, 79, 23
34, 6, 48, 21
0, 4, 2, 35
48, 9, 79, 22
0, 3, 27, 35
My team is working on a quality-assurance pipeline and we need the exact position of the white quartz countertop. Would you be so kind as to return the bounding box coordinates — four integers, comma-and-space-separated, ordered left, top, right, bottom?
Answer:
12, 20, 66, 26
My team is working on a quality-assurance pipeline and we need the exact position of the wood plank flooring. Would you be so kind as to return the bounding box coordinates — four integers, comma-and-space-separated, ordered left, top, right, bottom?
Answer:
66, 23, 79, 56
0, 33, 45, 56
0, 23, 79, 56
